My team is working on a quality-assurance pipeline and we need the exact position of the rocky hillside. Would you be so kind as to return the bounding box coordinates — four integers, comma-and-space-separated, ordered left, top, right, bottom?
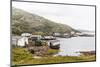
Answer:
12, 7, 76, 35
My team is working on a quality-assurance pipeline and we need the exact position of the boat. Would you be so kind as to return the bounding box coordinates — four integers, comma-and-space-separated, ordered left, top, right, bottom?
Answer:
49, 40, 60, 49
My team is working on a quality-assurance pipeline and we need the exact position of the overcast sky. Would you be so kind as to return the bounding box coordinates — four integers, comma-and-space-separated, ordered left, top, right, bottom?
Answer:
12, 1, 95, 31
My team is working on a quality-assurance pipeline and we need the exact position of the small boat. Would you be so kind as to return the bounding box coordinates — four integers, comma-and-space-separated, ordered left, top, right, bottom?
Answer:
49, 40, 60, 49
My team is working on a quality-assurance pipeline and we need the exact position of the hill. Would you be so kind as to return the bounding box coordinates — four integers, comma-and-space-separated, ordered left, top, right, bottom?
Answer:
12, 7, 76, 35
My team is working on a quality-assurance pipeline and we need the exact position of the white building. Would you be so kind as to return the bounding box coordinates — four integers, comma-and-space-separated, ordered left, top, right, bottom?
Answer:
12, 33, 32, 47
17, 37, 28, 47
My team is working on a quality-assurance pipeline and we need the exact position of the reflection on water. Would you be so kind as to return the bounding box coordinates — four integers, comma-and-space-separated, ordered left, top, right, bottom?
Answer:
56, 37, 95, 56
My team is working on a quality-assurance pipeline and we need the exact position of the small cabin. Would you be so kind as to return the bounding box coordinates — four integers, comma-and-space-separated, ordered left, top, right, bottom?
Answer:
12, 33, 31, 47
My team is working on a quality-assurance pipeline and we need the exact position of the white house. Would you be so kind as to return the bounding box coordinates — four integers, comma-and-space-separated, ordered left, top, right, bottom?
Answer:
12, 33, 32, 47
17, 37, 29, 47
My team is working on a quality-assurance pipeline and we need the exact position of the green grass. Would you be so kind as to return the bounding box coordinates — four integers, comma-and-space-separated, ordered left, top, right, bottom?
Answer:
12, 47, 96, 66
12, 48, 32, 65
47, 49, 59, 55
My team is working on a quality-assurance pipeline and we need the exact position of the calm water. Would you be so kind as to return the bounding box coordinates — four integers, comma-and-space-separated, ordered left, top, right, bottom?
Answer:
56, 37, 95, 56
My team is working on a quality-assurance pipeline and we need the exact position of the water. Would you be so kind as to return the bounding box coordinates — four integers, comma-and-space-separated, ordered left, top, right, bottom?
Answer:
56, 37, 95, 56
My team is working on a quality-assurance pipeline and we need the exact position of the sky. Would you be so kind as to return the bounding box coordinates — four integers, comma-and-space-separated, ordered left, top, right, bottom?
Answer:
12, 1, 95, 31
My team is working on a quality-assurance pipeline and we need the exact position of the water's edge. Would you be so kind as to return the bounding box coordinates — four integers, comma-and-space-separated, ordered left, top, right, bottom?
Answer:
56, 37, 95, 56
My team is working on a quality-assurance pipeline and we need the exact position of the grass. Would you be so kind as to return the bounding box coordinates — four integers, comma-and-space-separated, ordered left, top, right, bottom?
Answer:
12, 47, 96, 66
47, 49, 59, 55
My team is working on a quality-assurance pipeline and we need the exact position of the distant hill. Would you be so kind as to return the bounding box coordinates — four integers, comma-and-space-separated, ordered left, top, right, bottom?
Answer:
12, 7, 77, 35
